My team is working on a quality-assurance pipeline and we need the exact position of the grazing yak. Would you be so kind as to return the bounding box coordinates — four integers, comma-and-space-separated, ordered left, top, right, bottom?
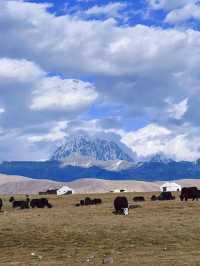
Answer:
77, 197, 102, 206
159, 192, 175, 200
114, 196, 128, 215
133, 196, 145, 202
80, 199, 85, 206
180, 187, 200, 201
93, 198, 102, 205
151, 192, 175, 201
9, 196, 30, 209
30, 198, 52, 208
84, 197, 92, 206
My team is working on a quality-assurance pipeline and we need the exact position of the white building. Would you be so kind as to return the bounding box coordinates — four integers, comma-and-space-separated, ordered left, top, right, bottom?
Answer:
160, 182, 181, 192
57, 186, 74, 196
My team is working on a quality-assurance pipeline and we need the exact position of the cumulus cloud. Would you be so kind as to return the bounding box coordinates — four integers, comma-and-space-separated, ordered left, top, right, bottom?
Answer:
165, 3, 200, 24
166, 98, 188, 120
27, 117, 122, 144
0, 127, 49, 161
122, 124, 171, 157
1, 0, 200, 124
0, 58, 44, 83
147, 0, 195, 11
121, 123, 200, 161
27, 121, 67, 143
147, 0, 200, 24
30, 77, 98, 111
85, 2, 127, 18
0, 56, 98, 116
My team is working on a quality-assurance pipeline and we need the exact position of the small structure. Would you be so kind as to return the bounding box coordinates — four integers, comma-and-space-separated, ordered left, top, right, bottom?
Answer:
110, 189, 128, 193
39, 189, 58, 195
56, 186, 74, 196
160, 182, 181, 192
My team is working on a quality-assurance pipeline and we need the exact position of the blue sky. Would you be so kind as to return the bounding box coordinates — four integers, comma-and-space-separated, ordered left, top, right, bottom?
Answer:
1, 0, 200, 161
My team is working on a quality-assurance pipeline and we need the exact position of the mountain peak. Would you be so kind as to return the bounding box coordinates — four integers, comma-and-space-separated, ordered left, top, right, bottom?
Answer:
51, 135, 134, 162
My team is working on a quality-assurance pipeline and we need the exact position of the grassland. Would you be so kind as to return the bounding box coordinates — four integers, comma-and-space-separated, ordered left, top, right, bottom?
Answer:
0, 192, 200, 265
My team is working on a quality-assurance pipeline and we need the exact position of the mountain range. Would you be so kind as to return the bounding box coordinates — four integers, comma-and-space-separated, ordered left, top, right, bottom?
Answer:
1, 135, 200, 182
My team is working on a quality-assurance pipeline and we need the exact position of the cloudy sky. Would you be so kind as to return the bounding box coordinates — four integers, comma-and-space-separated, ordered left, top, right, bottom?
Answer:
1, 0, 200, 161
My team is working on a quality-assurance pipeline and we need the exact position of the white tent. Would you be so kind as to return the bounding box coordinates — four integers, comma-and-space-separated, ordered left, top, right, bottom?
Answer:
160, 182, 181, 192
57, 186, 74, 196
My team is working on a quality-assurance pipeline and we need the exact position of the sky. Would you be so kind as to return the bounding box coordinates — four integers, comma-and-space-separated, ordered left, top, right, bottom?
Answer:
1, 0, 200, 161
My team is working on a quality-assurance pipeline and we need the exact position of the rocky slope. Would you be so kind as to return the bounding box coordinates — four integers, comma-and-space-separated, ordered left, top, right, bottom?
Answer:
51, 135, 134, 162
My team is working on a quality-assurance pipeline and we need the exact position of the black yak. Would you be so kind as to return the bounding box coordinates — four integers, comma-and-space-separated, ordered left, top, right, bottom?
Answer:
84, 197, 92, 206
180, 187, 199, 201
158, 192, 175, 201
93, 198, 102, 205
78, 198, 102, 206
151, 192, 175, 201
80, 199, 85, 206
114, 196, 128, 215
9, 196, 29, 209
133, 196, 145, 202
30, 198, 52, 208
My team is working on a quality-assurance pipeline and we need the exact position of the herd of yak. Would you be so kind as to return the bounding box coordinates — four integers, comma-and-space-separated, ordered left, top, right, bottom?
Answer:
0, 196, 52, 211
75, 187, 200, 215
0, 187, 199, 214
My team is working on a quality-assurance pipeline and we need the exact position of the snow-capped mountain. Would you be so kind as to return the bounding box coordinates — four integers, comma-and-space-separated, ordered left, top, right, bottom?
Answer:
51, 135, 134, 163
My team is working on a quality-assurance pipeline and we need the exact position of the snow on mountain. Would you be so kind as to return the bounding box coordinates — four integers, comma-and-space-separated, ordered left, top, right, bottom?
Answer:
51, 135, 134, 163
60, 153, 136, 171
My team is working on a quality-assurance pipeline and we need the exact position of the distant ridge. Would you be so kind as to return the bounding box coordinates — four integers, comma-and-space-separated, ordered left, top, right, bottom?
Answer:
1, 159, 200, 182
1, 174, 200, 194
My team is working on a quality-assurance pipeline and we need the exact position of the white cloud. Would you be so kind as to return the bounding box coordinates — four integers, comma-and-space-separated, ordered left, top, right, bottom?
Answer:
0, 108, 5, 114
28, 121, 67, 143
0, 56, 98, 116
122, 124, 171, 158
30, 77, 98, 111
147, 0, 200, 24
0, 58, 45, 83
166, 98, 188, 120
165, 3, 200, 24
85, 2, 127, 18
121, 123, 200, 161
0, 0, 52, 21
147, 0, 195, 11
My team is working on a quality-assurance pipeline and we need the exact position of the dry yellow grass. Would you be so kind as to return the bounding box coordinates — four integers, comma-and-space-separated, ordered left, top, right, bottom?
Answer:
0, 192, 200, 265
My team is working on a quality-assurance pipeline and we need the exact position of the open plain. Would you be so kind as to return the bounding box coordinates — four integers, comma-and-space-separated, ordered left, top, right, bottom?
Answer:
0, 192, 200, 266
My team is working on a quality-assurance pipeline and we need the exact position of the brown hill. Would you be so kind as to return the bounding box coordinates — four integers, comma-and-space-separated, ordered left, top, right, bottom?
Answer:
1, 173, 200, 194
